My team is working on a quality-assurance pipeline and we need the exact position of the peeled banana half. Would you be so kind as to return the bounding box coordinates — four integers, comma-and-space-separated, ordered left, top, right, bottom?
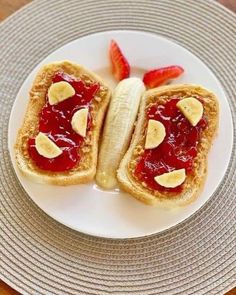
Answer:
96, 77, 145, 189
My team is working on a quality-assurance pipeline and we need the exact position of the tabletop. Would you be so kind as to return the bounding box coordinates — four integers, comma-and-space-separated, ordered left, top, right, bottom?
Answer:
0, 0, 235, 294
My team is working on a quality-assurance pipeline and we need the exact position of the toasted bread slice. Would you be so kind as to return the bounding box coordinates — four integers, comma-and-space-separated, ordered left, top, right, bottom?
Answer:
117, 84, 219, 206
15, 61, 111, 185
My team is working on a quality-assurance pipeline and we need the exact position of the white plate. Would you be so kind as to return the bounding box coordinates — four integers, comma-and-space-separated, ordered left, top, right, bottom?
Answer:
8, 30, 233, 239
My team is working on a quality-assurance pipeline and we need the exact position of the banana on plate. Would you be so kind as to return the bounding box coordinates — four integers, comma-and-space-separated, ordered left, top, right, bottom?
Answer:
96, 77, 145, 189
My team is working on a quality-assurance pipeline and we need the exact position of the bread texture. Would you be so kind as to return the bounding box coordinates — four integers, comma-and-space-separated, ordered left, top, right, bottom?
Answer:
15, 61, 111, 185
117, 84, 219, 206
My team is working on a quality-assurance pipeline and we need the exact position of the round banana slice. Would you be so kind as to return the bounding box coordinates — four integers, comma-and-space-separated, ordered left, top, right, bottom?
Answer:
154, 169, 186, 188
71, 108, 88, 137
145, 120, 166, 149
177, 97, 203, 126
48, 81, 75, 105
35, 132, 62, 159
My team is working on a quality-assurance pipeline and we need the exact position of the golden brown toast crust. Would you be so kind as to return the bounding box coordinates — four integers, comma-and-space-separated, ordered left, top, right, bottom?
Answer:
117, 84, 219, 206
15, 61, 111, 185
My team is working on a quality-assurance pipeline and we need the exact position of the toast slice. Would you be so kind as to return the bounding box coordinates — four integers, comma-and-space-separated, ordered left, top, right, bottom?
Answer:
117, 84, 219, 206
15, 61, 111, 185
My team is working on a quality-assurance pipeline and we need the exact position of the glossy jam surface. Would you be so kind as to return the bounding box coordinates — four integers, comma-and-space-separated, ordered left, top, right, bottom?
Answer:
134, 98, 207, 192
28, 72, 99, 171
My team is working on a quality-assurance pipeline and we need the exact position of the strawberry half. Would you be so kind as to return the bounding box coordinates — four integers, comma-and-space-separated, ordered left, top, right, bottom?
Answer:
143, 66, 184, 88
109, 40, 130, 81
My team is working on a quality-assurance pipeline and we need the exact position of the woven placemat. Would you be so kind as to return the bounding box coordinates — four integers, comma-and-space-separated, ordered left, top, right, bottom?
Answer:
0, 0, 235, 294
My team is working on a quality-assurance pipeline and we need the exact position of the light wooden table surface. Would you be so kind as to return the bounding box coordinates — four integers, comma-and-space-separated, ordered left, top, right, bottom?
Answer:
0, 0, 235, 294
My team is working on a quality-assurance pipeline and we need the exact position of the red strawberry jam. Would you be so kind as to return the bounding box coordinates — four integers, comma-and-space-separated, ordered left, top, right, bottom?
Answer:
28, 72, 99, 171
134, 98, 207, 193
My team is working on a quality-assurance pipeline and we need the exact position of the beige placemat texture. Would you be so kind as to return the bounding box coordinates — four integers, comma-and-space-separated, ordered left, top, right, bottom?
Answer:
0, 0, 235, 294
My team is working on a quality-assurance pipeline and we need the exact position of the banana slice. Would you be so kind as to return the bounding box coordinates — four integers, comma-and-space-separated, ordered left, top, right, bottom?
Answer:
154, 169, 186, 188
71, 108, 88, 137
96, 77, 145, 189
145, 120, 166, 149
177, 97, 203, 126
48, 81, 75, 105
35, 132, 62, 159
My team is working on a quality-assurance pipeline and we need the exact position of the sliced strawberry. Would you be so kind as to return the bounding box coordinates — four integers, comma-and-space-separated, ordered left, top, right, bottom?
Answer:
143, 66, 184, 88
109, 39, 130, 81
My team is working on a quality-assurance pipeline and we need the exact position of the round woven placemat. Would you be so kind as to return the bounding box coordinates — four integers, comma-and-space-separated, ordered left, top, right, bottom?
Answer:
0, 0, 235, 294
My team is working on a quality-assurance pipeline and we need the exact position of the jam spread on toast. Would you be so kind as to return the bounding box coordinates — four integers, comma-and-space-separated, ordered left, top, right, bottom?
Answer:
28, 72, 99, 171
134, 98, 207, 192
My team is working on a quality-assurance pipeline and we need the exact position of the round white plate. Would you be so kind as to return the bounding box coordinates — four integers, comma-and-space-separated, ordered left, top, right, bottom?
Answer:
8, 30, 233, 239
